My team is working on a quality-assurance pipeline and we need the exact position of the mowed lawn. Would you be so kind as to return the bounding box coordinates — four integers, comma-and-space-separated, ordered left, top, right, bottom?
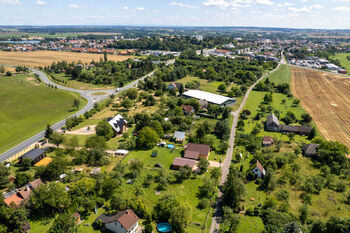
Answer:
266, 64, 291, 85
0, 75, 85, 153
332, 53, 350, 74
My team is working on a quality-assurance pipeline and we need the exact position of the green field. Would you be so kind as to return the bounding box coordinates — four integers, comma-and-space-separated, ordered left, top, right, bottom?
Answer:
266, 64, 291, 85
0, 75, 86, 153
332, 53, 350, 74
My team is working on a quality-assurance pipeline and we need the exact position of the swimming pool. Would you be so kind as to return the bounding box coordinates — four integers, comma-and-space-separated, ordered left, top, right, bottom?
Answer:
157, 223, 172, 232
167, 144, 174, 149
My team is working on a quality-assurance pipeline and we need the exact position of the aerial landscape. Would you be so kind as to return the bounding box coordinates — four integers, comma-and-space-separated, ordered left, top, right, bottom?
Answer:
0, 1, 350, 233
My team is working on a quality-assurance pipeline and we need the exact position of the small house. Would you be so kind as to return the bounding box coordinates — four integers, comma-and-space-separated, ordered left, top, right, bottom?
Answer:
108, 114, 128, 135
168, 82, 182, 91
303, 144, 319, 157
262, 136, 274, 147
199, 99, 208, 109
19, 148, 46, 166
181, 105, 195, 115
94, 210, 139, 233
265, 113, 280, 132
171, 157, 196, 170
252, 160, 266, 178
174, 131, 186, 143
184, 143, 210, 160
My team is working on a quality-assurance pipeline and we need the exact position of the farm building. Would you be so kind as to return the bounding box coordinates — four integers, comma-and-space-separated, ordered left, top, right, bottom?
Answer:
252, 160, 266, 178
94, 209, 139, 233
181, 104, 195, 115
108, 114, 127, 135
265, 113, 312, 136
182, 90, 236, 107
184, 143, 210, 160
171, 157, 196, 170
303, 143, 319, 157
19, 148, 46, 166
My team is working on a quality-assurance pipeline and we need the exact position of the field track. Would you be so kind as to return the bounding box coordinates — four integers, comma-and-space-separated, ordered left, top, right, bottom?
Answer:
0, 51, 131, 67
292, 67, 350, 148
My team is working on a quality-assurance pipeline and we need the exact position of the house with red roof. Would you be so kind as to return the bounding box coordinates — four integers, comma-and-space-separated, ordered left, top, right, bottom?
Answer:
252, 160, 266, 178
95, 209, 139, 233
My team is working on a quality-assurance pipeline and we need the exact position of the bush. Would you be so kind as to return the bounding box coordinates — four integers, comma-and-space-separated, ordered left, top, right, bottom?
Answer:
198, 198, 209, 209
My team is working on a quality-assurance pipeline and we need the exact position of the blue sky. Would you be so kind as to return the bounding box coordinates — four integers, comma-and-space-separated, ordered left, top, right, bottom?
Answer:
0, 0, 350, 29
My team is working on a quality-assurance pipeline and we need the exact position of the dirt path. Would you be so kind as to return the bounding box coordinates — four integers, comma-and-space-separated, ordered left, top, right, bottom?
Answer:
209, 60, 282, 233
291, 67, 350, 148
65, 125, 97, 135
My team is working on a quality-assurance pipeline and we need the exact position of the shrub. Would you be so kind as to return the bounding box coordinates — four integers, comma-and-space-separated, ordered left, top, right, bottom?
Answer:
198, 198, 209, 209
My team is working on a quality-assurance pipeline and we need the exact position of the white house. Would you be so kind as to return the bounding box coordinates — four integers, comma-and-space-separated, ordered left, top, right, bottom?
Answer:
95, 209, 139, 233
252, 160, 266, 178
108, 114, 128, 135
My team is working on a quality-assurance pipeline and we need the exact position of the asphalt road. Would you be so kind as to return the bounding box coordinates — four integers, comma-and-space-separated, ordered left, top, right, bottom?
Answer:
209, 60, 282, 233
0, 68, 156, 162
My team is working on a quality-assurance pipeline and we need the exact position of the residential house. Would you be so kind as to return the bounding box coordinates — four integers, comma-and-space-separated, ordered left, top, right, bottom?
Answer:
265, 113, 312, 136
95, 209, 139, 233
19, 148, 46, 166
171, 157, 196, 170
303, 144, 319, 157
168, 82, 182, 91
108, 114, 128, 135
184, 143, 210, 160
199, 99, 208, 109
174, 131, 186, 143
252, 160, 266, 178
262, 136, 274, 147
4, 178, 44, 207
181, 104, 195, 115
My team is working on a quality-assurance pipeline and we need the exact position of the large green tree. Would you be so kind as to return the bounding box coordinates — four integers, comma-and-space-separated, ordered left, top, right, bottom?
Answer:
136, 126, 159, 149
96, 121, 114, 140
49, 213, 78, 233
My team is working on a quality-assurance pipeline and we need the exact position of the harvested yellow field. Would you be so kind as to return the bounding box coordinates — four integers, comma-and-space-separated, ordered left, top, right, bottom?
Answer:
292, 67, 350, 148
0, 51, 131, 67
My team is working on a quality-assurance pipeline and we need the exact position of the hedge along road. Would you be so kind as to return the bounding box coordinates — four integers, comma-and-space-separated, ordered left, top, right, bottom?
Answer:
0, 66, 158, 163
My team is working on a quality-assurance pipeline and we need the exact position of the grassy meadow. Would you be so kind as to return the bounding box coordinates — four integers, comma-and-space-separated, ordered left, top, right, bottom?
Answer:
0, 74, 86, 153
332, 53, 350, 74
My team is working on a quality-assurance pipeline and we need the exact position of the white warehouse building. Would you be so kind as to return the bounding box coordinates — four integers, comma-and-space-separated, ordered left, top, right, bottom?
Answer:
182, 90, 236, 107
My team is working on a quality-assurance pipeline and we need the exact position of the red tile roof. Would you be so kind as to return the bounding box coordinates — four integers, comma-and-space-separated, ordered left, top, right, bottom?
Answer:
256, 160, 265, 174
4, 193, 23, 207
185, 143, 210, 157
184, 150, 200, 160
29, 178, 44, 189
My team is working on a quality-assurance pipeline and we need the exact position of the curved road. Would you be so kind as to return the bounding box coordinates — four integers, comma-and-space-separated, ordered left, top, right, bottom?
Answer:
209, 58, 283, 233
0, 68, 156, 162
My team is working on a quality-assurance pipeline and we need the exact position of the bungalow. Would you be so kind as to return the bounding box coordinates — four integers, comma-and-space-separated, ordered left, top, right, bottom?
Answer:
184, 143, 210, 160
174, 131, 186, 143
95, 209, 139, 233
181, 104, 195, 115
19, 148, 46, 166
108, 114, 128, 135
171, 157, 196, 170
252, 160, 266, 178
168, 82, 183, 91
263, 136, 274, 147
303, 144, 319, 157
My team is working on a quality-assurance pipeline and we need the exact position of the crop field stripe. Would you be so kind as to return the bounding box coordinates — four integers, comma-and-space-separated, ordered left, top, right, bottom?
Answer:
291, 67, 350, 148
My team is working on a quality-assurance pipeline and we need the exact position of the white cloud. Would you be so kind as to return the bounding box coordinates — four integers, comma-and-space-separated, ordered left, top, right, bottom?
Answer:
284, 2, 293, 6
256, 0, 274, 5
0, 0, 22, 5
69, 4, 86, 9
123, 6, 129, 10
202, 0, 251, 8
170, 2, 197, 8
289, 4, 324, 13
136, 7, 144, 11
35, 0, 46, 5
333, 6, 350, 12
